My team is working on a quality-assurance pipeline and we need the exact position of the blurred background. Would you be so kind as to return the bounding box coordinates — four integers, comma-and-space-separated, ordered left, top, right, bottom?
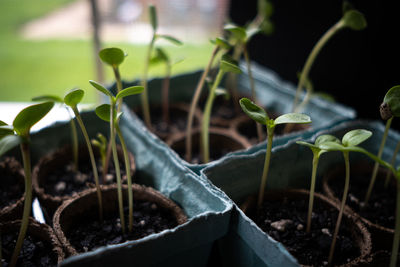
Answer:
0, 0, 398, 126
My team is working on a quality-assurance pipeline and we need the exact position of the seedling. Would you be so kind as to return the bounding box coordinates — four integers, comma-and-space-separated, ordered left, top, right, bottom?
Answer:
64, 88, 103, 222
201, 54, 242, 163
318, 129, 393, 265
32, 95, 79, 172
91, 133, 108, 181
150, 47, 184, 124
296, 134, 340, 233
365, 85, 400, 203
291, 5, 366, 113
185, 37, 231, 162
91, 79, 144, 234
239, 98, 311, 207
141, 4, 182, 127
0, 101, 54, 267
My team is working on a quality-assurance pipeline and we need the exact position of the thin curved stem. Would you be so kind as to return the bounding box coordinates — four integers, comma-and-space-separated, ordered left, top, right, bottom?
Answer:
185, 46, 218, 162
10, 142, 32, 267
110, 102, 126, 234
116, 124, 133, 233
364, 117, 393, 205
306, 153, 319, 233
292, 20, 345, 112
201, 69, 225, 163
70, 118, 79, 172
162, 63, 171, 124
328, 151, 350, 265
73, 107, 103, 221
113, 66, 123, 113
257, 124, 275, 208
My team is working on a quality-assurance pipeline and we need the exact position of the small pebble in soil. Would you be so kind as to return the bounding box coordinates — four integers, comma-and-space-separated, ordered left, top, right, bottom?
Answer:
55, 181, 66, 193
321, 228, 331, 236
105, 174, 114, 183
139, 220, 146, 226
74, 172, 88, 184
296, 223, 304, 231
271, 219, 293, 232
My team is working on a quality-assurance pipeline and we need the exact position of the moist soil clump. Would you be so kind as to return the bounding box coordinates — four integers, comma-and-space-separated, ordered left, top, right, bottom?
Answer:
0, 160, 23, 210
250, 196, 359, 266
1, 231, 58, 267
67, 199, 179, 253
329, 171, 396, 229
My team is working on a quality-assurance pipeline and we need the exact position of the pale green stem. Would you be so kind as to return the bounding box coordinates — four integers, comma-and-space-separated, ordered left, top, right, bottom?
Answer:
162, 62, 171, 124
306, 152, 319, 233
328, 151, 350, 266
229, 44, 244, 114
385, 139, 400, 187
70, 118, 79, 172
10, 142, 32, 267
110, 102, 126, 234
390, 179, 400, 267
116, 124, 133, 233
113, 66, 123, 113
292, 20, 345, 112
185, 46, 218, 162
364, 117, 393, 205
257, 124, 275, 208
243, 45, 263, 142
73, 107, 103, 221
141, 35, 156, 127
201, 69, 225, 163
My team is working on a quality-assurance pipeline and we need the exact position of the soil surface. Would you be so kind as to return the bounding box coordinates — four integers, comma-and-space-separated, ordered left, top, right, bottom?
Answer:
328, 170, 396, 229
67, 199, 179, 253
1, 231, 58, 267
250, 196, 359, 266
0, 163, 23, 210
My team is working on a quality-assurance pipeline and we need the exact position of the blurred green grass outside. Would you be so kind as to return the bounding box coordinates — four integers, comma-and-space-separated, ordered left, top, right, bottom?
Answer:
0, 0, 213, 103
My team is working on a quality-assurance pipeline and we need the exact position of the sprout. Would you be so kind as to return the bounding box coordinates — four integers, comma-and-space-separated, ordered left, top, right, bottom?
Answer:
64, 88, 103, 222
291, 5, 366, 113
91, 79, 144, 234
32, 95, 79, 172
0, 101, 54, 267
91, 133, 108, 181
141, 4, 182, 128
201, 55, 242, 163
239, 97, 311, 207
185, 37, 231, 162
296, 134, 340, 233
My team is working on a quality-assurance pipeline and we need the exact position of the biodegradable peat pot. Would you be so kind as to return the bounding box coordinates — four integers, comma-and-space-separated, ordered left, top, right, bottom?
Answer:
0, 218, 64, 266
166, 126, 251, 165
0, 157, 25, 222
134, 103, 202, 141
32, 144, 135, 219
245, 189, 371, 266
323, 162, 395, 251
53, 183, 187, 257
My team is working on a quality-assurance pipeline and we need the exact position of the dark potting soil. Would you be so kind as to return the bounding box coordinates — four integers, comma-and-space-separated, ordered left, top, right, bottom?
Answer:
0, 167, 23, 210
43, 160, 124, 198
67, 199, 179, 253
329, 171, 396, 229
1, 230, 58, 267
251, 197, 359, 266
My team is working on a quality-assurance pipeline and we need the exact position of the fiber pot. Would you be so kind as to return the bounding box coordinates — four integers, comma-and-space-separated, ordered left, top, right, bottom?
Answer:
166, 126, 251, 165
245, 189, 371, 266
32, 143, 135, 219
53, 183, 187, 256
322, 162, 395, 252
0, 218, 64, 266
0, 157, 25, 222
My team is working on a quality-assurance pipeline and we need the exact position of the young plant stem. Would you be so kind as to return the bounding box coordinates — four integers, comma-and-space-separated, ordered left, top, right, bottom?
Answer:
109, 102, 126, 234
390, 180, 400, 267
70, 118, 79, 172
292, 20, 345, 112
243, 45, 263, 142
227, 45, 244, 114
306, 153, 319, 233
257, 124, 275, 208
364, 117, 393, 205
328, 151, 350, 266
72, 107, 103, 221
385, 140, 400, 187
201, 69, 225, 163
9, 142, 32, 267
115, 124, 133, 233
185, 46, 219, 162
162, 63, 171, 124
141, 35, 156, 128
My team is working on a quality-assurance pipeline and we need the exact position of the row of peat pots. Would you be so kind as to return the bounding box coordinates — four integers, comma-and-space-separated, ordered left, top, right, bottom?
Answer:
201, 119, 400, 266
0, 63, 358, 266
